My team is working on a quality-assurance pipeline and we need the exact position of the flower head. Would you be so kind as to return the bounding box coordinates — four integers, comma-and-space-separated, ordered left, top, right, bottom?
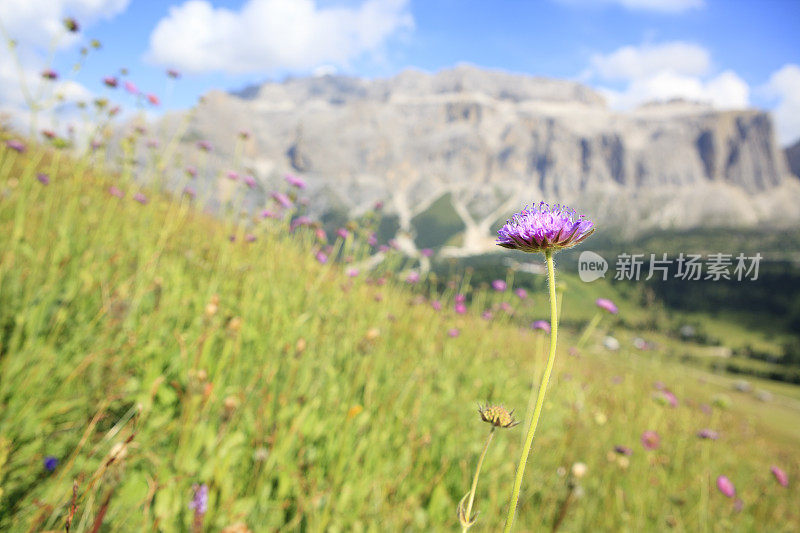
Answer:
146, 93, 160, 106
640, 430, 660, 450
196, 140, 213, 152
478, 404, 519, 428
5, 140, 26, 153
63, 17, 80, 33
285, 173, 306, 189
103, 76, 118, 88
448, 328, 460, 338
272, 192, 293, 208
515, 288, 527, 299
133, 193, 148, 204
37, 173, 50, 185
697, 428, 719, 440
596, 298, 619, 314
614, 445, 633, 456
41, 69, 58, 80
716, 475, 736, 498
496, 202, 594, 253
43, 456, 59, 471
492, 279, 507, 291
770, 466, 788, 487
189, 483, 209, 514
531, 320, 550, 333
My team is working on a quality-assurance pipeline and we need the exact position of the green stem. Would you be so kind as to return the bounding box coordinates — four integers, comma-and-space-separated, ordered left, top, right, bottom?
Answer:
576, 312, 602, 349
503, 250, 559, 532
461, 427, 495, 532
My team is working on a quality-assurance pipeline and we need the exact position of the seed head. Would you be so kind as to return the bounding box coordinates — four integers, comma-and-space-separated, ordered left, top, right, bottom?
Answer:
478, 404, 519, 428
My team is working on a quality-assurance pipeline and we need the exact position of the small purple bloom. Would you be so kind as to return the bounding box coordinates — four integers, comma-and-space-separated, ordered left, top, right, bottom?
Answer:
640, 431, 660, 450
243, 175, 256, 189
374, 200, 384, 210
455, 294, 466, 304
420, 248, 433, 257
271, 192, 292, 208
697, 429, 719, 440
431, 300, 442, 311
103, 76, 118, 88
315, 251, 328, 264
167, 69, 181, 79
347, 268, 360, 277
189, 483, 209, 515
185, 165, 197, 177
290, 216, 312, 232
285, 174, 306, 189
5, 140, 25, 153
454, 303, 467, 315
183, 186, 196, 198
497, 202, 594, 253
41, 69, 58, 80
378, 245, 390, 253
109, 186, 124, 198
43, 456, 58, 471
367, 233, 378, 246
196, 140, 213, 152
37, 173, 50, 185
482, 310, 493, 320
770, 466, 788, 487
515, 288, 527, 299
492, 279, 507, 291
133, 193, 148, 204
405, 271, 420, 284
245, 234, 256, 243
716, 475, 735, 498
226, 170, 239, 181
531, 320, 550, 333
500, 302, 512, 313
260, 209, 278, 219
336, 228, 349, 240
124, 80, 139, 95
662, 390, 678, 407
614, 445, 633, 456
596, 298, 619, 314
448, 328, 460, 338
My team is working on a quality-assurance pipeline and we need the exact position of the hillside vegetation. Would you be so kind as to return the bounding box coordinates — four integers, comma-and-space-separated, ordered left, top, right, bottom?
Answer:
0, 139, 798, 531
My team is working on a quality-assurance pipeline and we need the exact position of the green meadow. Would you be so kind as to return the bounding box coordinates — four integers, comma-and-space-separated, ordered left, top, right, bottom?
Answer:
1, 138, 798, 532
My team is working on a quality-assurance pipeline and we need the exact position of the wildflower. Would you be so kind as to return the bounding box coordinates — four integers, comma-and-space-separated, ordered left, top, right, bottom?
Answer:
378, 245, 390, 253
478, 404, 519, 428
189, 483, 209, 515
405, 271, 420, 284
336, 228, 349, 240
455, 294, 466, 304
197, 140, 213, 152
696, 429, 719, 440
290, 216, 312, 232
271, 192, 292, 208
315, 251, 328, 264
492, 280, 507, 291
245, 234, 256, 243
454, 303, 467, 315
243, 175, 256, 189
41, 69, 58, 80
496, 202, 594, 253
431, 300, 442, 311
531, 320, 550, 333
640, 431, 660, 450
260, 210, 278, 219
146, 139, 159, 149
43, 456, 59, 471
614, 445, 633, 456
238, 130, 250, 139
367, 233, 378, 246
482, 310, 493, 320
571, 462, 587, 479
285, 174, 306, 189
186, 166, 197, 177
183, 186, 196, 198
5, 140, 25, 153
167, 69, 181, 79
500, 302, 513, 313
420, 248, 433, 257
770, 466, 788, 487
133, 193, 148, 204
515, 288, 527, 299
103, 76, 118, 88
42, 129, 56, 139
596, 298, 618, 314
716, 475, 735, 498
146, 93, 160, 106
226, 171, 239, 181
37, 173, 50, 185
124, 80, 138, 95
63, 17, 80, 32
448, 328, 460, 338
346, 268, 359, 277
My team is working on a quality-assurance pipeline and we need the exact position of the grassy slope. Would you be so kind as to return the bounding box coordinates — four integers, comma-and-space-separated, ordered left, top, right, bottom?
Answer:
0, 142, 798, 531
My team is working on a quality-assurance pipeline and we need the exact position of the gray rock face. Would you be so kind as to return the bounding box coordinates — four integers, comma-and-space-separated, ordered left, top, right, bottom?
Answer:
786, 139, 800, 179
164, 65, 800, 255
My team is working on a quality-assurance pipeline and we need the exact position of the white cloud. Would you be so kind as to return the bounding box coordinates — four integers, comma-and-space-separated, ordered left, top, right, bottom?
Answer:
587, 42, 749, 110
145, 0, 414, 74
557, 0, 704, 14
589, 42, 710, 81
762, 64, 800, 145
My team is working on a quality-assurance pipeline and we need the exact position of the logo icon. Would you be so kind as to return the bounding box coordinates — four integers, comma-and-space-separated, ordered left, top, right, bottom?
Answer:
578, 251, 608, 282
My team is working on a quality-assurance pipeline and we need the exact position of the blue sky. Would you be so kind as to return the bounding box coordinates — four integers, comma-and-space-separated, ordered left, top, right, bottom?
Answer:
1, 0, 799, 143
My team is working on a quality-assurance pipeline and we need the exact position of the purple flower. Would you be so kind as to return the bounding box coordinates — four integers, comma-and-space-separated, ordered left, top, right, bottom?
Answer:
454, 294, 466, 304
347, 268, 360, 277
497, 202, 594, 253
183, 186, 196, 198
244, 175, 256, 189
189, 483, 209, 515
662, 391, 678, 407
454, 303, 467, 315
716, 475, 735, 498
500, 302, 512, 313
405, 271, 420, 284
5, 140, 25, 153
245, 234, 256, 243
271, 192, 293, 208
133, 193, 148, 204
596, 298, 619, 314
103, 76, 118, 88
770, 466, 788, 487
378, 245, 390, 253
614, 445, 633, 456
492, 279, 507, 291
285, 174, 306, 189
43, 456, 58, 471
37, 173, 50, 185
41, 69, 58, 80
226, 170, 239, 181
167, 69, 181, 79
420, 248, 433, 257
431, 300, 442, 311
290, 216, 312, 232
124, 80, 139, 95
696, 429, 719, 440
515, 288, 527, 299
185, 165, 197, 177
336, 228, 349, 240
260, 209, 278, 219
482, 310, 493, 320
531, 320, 550, 333
448, 328, 460, 338
196, 140, 213, 152
640, 431, 660, 450
367, 233, 378, 247
109, 186, 124, 198
315, 251, 328, 264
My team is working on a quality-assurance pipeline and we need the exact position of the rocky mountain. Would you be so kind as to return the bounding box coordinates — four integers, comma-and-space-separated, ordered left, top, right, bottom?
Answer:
786, 139, 800, 179
160, 65, 800, 256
